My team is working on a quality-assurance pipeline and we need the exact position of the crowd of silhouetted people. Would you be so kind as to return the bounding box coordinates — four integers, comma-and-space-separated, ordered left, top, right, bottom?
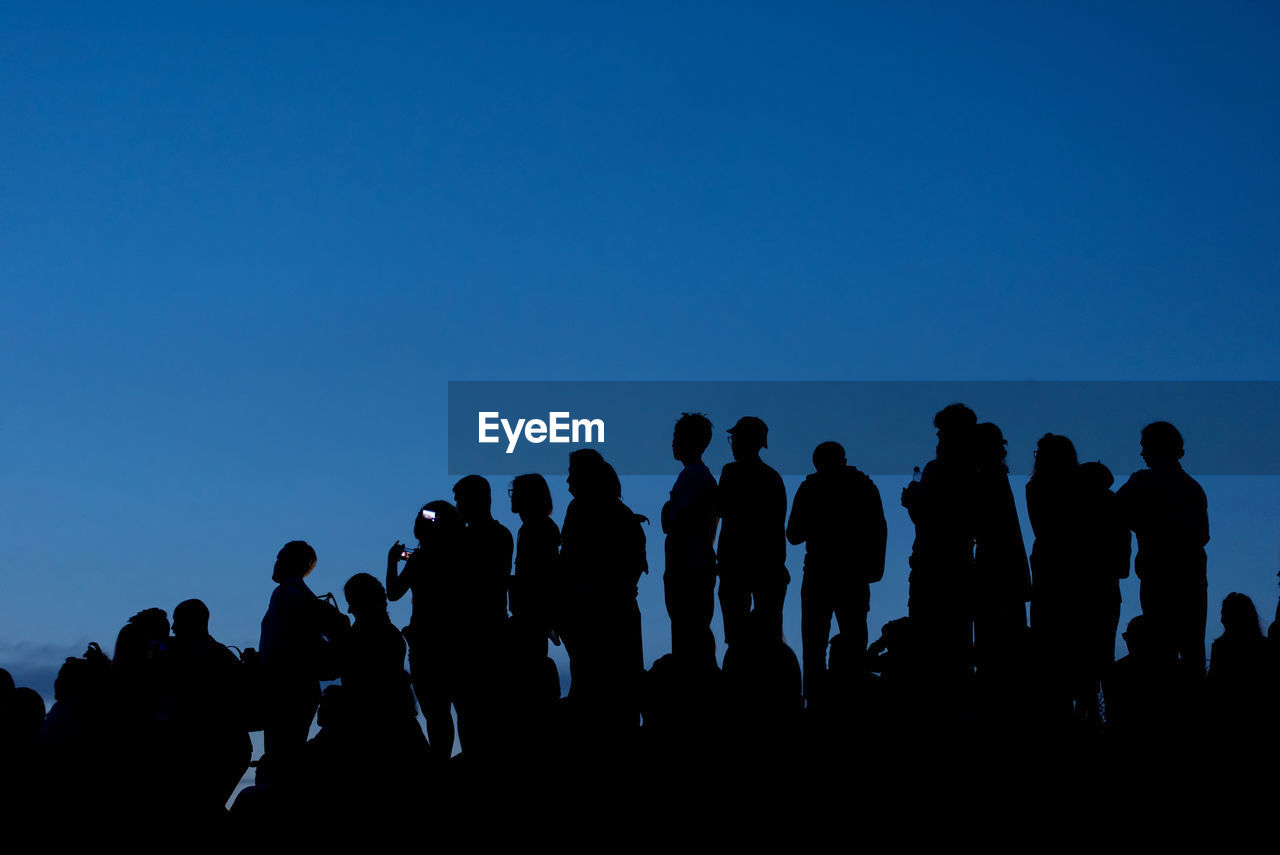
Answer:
3, 404, 1277, 835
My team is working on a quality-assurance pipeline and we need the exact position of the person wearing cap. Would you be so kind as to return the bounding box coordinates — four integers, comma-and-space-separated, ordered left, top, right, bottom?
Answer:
787, 441, 887, 701
1116, 421, 1210, 676
716, 416, 789, 647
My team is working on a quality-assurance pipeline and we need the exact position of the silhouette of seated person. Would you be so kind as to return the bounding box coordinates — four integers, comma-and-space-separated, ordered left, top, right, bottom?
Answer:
508, 473, 562, 660
167, 598, 253, 818
716, 416, 789, 648
1207, 593, 1271, 739
339, 574, 424, 753
787, 440, 886, 702
489, 618, 562, 769
559, 449, 648, 734
721, 609, 801, 760
259, 540, 351, 774
37, 644, 112, 818
901, 404, 977, 682
1116, 421, 1210, 676
1103, 615, 1198, 748
388, 501, 465, 763
662, 413, 718, 659
0, 685, 46, 819
642, 623, 726, 763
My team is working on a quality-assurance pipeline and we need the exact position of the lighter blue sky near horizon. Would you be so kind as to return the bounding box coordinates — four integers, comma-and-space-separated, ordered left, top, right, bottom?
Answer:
2, 2, 1278, 700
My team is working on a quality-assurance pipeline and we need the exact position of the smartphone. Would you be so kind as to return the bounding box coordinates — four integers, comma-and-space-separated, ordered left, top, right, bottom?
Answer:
421, 509, 437, 522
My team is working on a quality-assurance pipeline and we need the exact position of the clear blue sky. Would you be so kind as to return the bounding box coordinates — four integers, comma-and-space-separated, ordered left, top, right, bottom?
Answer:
2, 2, 1278, 697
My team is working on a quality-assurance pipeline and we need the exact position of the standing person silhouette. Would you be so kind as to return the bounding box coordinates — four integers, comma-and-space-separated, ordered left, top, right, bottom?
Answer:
451, 475, 513, 755
1025, 432, 1080, 715
661, 413, 718, 662
559, 449, 648, 730
1072, 461, 1130, 720
787, 441, 886, 701
1116, 422, 1210, 676
387, 502, 464, 762
716, 416, 789, 647
901, 404, 978, 683
509, 473, 562, 658
971, 423, 1030, 684
259, 540, 350, 773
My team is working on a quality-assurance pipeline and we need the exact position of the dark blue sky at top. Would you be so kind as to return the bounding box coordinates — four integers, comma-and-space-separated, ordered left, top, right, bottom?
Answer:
2, 3, 1278, 695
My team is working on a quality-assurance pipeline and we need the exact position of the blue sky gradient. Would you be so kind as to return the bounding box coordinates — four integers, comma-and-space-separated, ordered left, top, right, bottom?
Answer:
2, 3, 1278, 698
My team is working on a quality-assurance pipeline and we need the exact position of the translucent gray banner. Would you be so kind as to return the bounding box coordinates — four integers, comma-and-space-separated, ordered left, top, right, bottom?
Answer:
447, 381, 1280, 476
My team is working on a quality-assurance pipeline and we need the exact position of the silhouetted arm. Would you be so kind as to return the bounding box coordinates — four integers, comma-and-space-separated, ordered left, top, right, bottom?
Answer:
867, 481, 888, 583
786, 482, 807, 546
386, 542, 410, 602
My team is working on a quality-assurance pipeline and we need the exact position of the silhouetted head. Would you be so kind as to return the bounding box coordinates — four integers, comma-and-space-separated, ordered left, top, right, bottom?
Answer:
53, 653, 108, 704
1031, 433, 1079, 481
1140, 421, 1184, 467
974, 422, 1009, 474
415, 500, 461, 545
8, 687, 46, 733
736, 608, 781, 649
812, 441, 846, 473
453, 475, 492, 523
53, 658, 85, 703
510, 473, 553, 517
172, 599, 210, 640
0, 669, 13, 696
344, 572, 388, 621
1220, 592, 1262, 640
1077, 461, 1114, 492
273, 540, 317, 584
113, 609, 169, 667
568, 449, 615, 503
828, 633, 867, 678
1121, 615, 1152, 657
728, 416, 768, 461
933, 403, 977, 461
672, 412, 713, 464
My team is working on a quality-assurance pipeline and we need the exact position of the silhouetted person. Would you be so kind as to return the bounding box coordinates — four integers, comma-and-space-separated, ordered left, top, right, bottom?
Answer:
167, 598, 252, 818
1116, 422, 1210, 676
339, 573, 426, 774
971, 423, 1030, 683
0, 685, 45, 821
721, 609, 801, 759
259, 540, 350, 773
902, 403, 977, 683
1026, 433, 1080, 716
454, 474, 515, 636
107, 606, 174, 811
509, 473, 562, 658
1072, 461, 1131, 720
451, 474, 514, 757
643, 627, 726, 765
1207, 593, 1270, 737
1104, 615, 1197, 747
662, 413, 718, 662
559, 449, 648, 732
388, 501, 464, 762
788, 441, 886, 700
716, 416, 789, 647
